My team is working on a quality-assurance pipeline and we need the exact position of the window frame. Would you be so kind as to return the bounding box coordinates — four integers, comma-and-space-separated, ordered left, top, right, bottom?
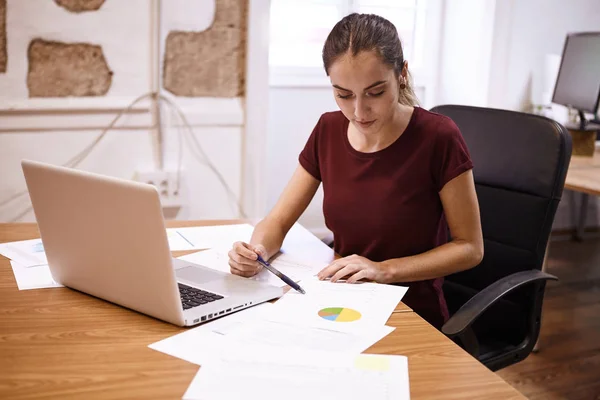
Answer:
268, 0, 442, 108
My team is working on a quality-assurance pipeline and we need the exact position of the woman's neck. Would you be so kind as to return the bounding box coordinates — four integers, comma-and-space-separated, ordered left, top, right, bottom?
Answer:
349, 104, 414, 153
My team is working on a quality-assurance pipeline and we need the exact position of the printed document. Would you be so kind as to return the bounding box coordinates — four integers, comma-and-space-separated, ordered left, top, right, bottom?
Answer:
269, 277, 408, 333
9, 260, 62, 290
183, 351, 410, 400
178, 249, 325, 287
0, 238, 47, 267
148, 303, 394, 365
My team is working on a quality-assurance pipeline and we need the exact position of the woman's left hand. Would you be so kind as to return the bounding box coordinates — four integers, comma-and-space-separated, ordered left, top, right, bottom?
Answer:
317, 254, 388, 284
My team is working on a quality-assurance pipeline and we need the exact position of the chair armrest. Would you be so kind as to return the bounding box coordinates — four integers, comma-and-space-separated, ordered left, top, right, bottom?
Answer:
442, 270, 557, 337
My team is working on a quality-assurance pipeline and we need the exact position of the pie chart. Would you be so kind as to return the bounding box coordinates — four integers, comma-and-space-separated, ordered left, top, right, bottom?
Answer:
318, 307, 362, 322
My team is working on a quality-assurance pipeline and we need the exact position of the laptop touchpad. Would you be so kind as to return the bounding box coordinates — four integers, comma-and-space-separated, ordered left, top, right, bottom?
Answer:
176, 266, 220, 285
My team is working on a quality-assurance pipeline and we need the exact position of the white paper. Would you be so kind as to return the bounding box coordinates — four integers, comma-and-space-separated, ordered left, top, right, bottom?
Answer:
9, 260, 63, 290
0, 229, 204, 267
178, 248, 325, 288
0, 238, 48, 267
175, 223, 334, 263
225, 318, 394, 355
166, 228, 198, 251
183, 351, 410, 400
280, 223, 335, 265
270, 277, 408, 333
148, 303, 275, 365
148, 302, 394, 366
175, 224, 254, 250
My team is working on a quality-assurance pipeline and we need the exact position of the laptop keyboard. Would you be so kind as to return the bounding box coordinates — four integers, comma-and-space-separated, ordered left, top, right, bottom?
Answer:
179, 283, 224, 310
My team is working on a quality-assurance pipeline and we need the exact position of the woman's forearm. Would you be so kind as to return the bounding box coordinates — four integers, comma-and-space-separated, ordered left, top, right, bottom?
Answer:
249, 217, 288, 260
380, 239, 483, 283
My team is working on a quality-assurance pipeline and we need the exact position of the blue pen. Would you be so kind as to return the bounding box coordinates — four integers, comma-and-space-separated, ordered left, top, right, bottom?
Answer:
256, 255, 306, 294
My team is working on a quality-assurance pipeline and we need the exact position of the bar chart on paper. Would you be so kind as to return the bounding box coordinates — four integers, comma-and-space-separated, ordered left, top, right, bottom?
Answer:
318, 307, 362, 322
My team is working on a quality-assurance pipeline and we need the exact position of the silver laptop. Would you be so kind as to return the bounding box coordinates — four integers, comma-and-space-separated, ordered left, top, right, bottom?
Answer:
21, 160, 283, 327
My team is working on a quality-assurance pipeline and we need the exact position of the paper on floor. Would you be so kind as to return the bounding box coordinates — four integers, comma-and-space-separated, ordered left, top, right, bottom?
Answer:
270, 277, 408, 333
9, 260, 62, 290
183, 351, 410, 400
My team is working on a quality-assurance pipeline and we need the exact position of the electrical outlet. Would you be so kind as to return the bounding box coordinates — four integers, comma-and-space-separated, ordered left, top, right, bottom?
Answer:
135, 169, 186, 209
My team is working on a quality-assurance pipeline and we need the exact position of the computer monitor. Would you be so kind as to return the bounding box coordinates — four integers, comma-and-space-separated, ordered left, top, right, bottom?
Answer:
552, 32, 600, 129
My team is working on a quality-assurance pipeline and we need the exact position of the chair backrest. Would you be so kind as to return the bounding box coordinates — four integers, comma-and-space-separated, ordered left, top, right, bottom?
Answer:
430, 105, 571, 351
431, 105, 571, 290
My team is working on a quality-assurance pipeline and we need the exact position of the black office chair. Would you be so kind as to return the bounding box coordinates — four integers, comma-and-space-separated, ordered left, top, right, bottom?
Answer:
430, 105, 572, 371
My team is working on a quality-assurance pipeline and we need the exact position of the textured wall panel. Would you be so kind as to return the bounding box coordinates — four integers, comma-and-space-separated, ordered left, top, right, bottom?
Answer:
54, 0, 105, 13
27, 39, 112, 97
0, 0, 6, 73
163, 0, 247, 97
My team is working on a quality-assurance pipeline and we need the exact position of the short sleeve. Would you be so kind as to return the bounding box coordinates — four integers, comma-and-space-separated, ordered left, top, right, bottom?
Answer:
298, 116, 323, 181
432, 117, 474, 191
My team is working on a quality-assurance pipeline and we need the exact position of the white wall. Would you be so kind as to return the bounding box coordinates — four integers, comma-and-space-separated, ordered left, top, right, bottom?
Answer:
0, 129, 154, 221
265, 86, 337, 234
0, 0, 267, 223
439, 0, 600, 113
436, 0, 496, 107
489, 0, 600, 111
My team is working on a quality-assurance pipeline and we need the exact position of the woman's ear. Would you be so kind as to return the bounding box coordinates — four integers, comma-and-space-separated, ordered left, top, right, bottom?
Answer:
399, 78, 406, 90
402, 60, 409, 80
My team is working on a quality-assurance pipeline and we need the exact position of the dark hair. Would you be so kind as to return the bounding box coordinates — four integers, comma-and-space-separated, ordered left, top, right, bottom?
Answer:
322, 13, 419, 106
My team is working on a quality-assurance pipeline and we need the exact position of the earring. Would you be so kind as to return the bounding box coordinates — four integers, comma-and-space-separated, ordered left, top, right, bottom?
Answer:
399, 78, 406, 90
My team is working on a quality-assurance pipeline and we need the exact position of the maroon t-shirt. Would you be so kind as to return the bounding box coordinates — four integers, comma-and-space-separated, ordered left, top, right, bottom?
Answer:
299, 107, 473, 329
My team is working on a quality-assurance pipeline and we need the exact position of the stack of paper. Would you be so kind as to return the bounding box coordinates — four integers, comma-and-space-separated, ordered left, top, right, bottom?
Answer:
149, 275, 410, 399
148, 223, 410, 399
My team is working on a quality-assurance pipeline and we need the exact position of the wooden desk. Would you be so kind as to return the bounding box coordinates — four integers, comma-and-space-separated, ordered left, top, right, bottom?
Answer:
565, 148, 600, 240
0, 221, 524, 399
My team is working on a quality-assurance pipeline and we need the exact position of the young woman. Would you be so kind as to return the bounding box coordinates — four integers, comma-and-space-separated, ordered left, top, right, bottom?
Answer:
227, 13, 483, 329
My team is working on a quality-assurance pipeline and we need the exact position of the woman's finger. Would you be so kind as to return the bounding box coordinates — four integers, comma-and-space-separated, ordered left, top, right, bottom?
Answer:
229, 259, 259, 277
317, 260, 345, 280
234, 241, 259, 260
331, 264, 360, 283
346, 269, 368, 284
228, 248, 258, 267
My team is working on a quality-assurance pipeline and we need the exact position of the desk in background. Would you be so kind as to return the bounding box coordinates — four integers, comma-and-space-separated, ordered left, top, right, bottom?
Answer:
565, 147, 600, 240
0, 221, 524, 399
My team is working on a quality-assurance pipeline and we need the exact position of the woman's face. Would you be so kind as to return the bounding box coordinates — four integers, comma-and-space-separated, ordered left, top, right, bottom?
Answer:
328, 50, 400, 135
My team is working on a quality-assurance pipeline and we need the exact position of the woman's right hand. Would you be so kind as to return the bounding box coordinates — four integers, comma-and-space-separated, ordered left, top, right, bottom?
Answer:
228, 241, 267, 278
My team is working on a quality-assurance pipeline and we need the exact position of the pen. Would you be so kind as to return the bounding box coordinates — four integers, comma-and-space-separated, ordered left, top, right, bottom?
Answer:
256, 255, 306, 294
